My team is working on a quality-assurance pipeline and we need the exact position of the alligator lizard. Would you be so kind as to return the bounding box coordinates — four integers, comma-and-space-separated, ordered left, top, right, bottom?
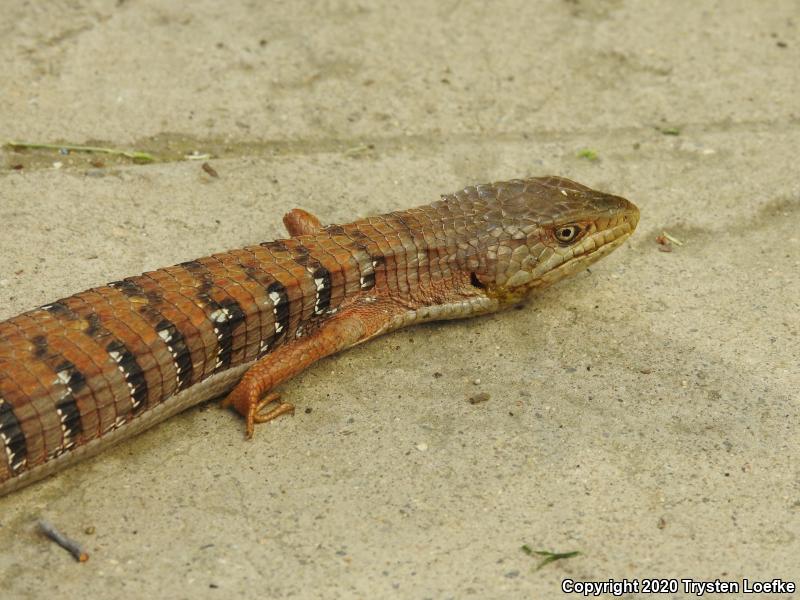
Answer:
0, 176, 639, 497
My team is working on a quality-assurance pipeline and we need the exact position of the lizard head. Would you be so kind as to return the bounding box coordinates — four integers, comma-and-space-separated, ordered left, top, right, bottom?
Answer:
457, 176, 639, 306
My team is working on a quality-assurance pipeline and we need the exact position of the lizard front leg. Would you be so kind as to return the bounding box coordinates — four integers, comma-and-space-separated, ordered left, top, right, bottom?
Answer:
283, 208, 323, 236
221, 297, 404, 438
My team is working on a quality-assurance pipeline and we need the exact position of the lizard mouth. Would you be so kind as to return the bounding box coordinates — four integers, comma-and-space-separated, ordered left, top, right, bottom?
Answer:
532, 213, 637, 289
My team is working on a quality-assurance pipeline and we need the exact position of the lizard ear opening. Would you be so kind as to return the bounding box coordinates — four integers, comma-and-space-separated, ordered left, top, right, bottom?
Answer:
470, 272, 486, 289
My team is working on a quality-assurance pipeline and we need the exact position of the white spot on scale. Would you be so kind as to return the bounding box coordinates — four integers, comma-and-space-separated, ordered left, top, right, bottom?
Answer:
560, 189, 568, 196
158, 329, 173, 343
314, 277, 325, 291
109, 351, 122, 362
275, 323, 284, 333
269, 291, 282, 305
0, 440, 14, 465
210, 308, 230, 323
56, 371, 72, 386
103, 417, 127, 433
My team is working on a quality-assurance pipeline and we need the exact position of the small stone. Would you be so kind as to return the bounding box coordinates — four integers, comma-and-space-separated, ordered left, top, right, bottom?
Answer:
468, 393, 490, 405
416, 442, 428, 452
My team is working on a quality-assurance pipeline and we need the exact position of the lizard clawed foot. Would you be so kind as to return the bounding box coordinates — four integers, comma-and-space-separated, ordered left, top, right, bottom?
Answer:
222, 382, 295, 439
252, 392, 295, 428
218, 299, 383, 438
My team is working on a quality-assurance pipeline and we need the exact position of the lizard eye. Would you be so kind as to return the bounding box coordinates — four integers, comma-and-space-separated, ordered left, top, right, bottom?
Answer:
554, 225, 581, 244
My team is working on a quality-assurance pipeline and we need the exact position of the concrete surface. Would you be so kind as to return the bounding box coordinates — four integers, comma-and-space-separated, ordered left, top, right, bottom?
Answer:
0, 1, 798, 598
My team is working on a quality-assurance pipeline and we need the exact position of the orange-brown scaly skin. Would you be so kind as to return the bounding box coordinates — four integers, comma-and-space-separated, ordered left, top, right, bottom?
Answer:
0, 176, 638, 496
